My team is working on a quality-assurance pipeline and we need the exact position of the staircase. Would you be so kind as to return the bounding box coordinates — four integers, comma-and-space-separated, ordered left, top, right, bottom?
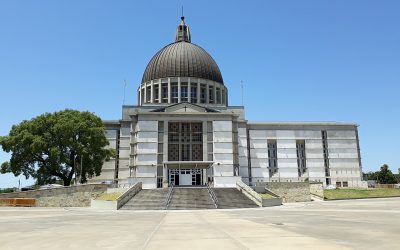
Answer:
120, 187, 259, 210
214, 188, 259, 209
168, 187, 216, 210
120, 189, 169, 210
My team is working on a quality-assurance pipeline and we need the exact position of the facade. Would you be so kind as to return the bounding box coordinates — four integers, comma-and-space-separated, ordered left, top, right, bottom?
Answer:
93, 17, 363, 189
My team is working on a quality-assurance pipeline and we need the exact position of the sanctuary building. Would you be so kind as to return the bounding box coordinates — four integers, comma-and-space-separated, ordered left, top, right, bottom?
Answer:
94, 17, 363, 189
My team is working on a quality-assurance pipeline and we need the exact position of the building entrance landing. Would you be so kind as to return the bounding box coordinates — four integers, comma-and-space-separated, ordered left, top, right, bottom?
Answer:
169, 169, 203, 186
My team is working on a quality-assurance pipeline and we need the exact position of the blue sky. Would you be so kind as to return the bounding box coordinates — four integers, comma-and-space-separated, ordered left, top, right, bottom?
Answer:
1, 0, 399, 188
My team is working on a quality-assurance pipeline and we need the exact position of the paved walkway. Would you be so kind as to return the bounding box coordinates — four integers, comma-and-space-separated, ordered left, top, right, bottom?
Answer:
0, 197, 399, 249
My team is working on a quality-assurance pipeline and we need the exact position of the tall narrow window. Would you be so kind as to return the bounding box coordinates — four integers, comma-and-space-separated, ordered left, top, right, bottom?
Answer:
161, 83, 168, 103
267, 140, 278, 176
171, 83, 178, 103
208, 86, 214, 103
153, 85, 159, 103
296, 140, 307, 177
322, 130, 330, 185
146, 86, 151, 103
190, 86, 197, 103
200, 84, 206, 103
181, 82, 188, 102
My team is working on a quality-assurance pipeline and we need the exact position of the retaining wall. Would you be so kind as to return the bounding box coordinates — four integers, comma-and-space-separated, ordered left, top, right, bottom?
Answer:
310, 182, 324, 198
264, 182, 311, 203
0, 184, 107, 207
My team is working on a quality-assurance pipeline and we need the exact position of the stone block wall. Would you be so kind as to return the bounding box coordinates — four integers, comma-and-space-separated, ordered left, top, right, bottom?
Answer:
264, 182, 311, 203
310, 182, 324, 198
0, 184, 107, 207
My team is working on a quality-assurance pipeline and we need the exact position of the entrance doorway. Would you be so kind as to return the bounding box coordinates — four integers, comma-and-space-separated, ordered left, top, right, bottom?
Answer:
169, 169, 203, 186
180, 173, 191, 185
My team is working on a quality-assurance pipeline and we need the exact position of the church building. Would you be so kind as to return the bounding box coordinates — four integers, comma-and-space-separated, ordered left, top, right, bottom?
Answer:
94, 17, 363, 189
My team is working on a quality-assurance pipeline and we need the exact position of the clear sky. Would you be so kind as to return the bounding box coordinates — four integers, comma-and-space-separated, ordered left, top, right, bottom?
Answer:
1, 0, 399, 188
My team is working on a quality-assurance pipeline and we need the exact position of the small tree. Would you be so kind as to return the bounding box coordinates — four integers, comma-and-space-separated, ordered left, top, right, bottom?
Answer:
0, 109, 114, 186
376, 164, 396, 184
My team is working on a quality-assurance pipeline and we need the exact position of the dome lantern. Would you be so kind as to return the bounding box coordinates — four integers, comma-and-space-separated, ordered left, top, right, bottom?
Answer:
175, 16, 191, 42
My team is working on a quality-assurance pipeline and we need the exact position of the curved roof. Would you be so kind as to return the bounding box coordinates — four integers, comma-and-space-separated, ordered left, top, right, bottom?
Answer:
141, 17, 224, 84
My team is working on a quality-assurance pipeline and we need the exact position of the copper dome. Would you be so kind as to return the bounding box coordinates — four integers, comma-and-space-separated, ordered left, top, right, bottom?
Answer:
141, 17, 224, 84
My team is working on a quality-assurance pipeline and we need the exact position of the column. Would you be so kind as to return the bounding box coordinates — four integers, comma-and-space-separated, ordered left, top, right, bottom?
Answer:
188, 78, 191, 103
139, 86, 142, 105
178, 77, 181, 103
167, 78, 171, 103
206, 82, 210, 104
158, 80, 162, 103
197, 80, 200, 104
150, 80, 154, 103
213, 82, 217, 105
143, 82, 147, 104
219, 84, 223, 105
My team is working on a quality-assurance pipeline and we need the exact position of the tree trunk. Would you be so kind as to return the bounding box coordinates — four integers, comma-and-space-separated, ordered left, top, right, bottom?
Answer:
63, 177, 71, 186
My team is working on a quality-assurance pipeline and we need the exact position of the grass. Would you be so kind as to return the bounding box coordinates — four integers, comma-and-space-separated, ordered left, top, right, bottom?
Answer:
324, 188, 400, 200
259, 193, 276, 199
96, 192, 122, 201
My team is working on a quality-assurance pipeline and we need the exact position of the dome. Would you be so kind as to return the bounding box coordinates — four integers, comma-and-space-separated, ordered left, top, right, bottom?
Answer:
141, 17, 224, 84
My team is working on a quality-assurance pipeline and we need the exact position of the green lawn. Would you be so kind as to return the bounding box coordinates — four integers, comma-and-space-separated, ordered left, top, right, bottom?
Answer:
324, 188, 400, 200
96, 192, 122, 201
259, 193, 276, 199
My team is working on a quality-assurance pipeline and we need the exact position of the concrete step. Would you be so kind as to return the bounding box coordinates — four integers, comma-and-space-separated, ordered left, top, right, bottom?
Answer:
214, 188, 259, 209
120, 188, 169, 210
120, 187, 259, 210
167, 188, 216, 210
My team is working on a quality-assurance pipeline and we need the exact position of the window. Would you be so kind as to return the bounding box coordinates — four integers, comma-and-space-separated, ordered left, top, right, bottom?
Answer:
181, 82, 188, 102
296, 140, 307, 177
161, 83, 168, 103
208, 86, 214, 103
146, 86, 151, 103
336, 181, 342, 188
190, 86, 197, 103
322, 131, 330, 185
171, 83, 178, 103
343, 181, 348, 187
153, 85, 159, 102
168, 122, 203, 161
200, 84, 206, 103
157, 177, 163, 188
267, 140, 278, 176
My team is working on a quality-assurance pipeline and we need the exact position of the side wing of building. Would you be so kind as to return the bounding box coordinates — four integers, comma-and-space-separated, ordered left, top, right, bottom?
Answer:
246, 123, 363, 187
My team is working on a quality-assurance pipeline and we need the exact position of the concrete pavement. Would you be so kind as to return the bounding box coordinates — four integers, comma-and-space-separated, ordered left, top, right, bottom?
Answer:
0, 197, 399, 249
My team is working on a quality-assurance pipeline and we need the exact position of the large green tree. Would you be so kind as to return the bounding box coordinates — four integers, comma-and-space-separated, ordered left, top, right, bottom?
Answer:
0, 109, 114, 186
376, 164, 397, 184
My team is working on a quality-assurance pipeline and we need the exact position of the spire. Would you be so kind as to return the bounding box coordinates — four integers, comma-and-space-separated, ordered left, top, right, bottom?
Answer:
175, 16, 191, 42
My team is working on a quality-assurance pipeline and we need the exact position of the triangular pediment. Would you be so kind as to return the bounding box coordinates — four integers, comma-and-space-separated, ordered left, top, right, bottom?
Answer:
166, 103, 206, 113
150, 102, 219, 113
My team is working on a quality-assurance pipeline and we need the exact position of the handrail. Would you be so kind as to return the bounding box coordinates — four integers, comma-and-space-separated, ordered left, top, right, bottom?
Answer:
206, 182, 218, 208
164, 183, 174, 210
236, 180, 262, 207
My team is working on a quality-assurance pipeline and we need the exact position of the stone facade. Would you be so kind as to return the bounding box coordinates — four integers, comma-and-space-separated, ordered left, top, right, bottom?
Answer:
0, 184, 107, 207
264, 182, 311, 203
310, 182, 324, 198
248, 123, 362, 187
